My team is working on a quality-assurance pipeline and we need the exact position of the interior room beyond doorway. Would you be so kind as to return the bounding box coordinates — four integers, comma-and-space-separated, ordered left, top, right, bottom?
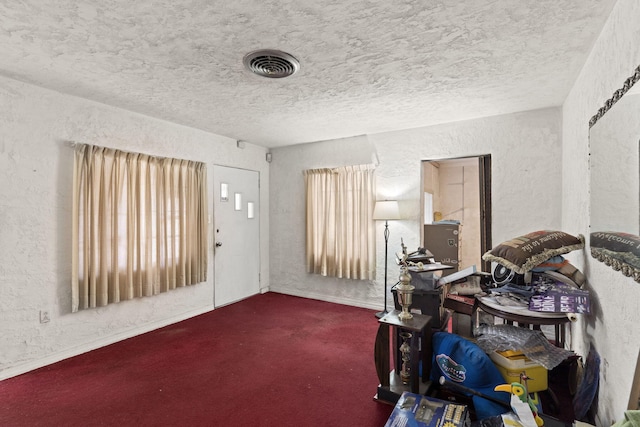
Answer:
421, 156, 491, 273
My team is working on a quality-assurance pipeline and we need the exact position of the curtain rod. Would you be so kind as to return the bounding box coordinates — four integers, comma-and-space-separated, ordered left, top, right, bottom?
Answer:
67, 141, 205, 166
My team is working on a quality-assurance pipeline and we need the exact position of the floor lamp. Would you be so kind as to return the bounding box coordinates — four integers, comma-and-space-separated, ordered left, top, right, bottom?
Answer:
373, 200, 400, 319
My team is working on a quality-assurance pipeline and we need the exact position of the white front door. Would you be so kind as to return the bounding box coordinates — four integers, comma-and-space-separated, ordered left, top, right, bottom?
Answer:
213, 165, 260, 307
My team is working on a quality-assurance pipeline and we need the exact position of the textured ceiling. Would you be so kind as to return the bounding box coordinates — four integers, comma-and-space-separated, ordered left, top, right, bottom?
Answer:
0, 1, 617, 148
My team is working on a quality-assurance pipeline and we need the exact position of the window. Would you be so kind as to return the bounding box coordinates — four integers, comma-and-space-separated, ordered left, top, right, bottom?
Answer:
303, 164, 375, 280
71, 144, 207, 311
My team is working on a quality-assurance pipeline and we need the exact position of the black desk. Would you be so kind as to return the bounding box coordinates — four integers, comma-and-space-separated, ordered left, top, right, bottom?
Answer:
373, 310, 432, 404
391, 285, 443, 328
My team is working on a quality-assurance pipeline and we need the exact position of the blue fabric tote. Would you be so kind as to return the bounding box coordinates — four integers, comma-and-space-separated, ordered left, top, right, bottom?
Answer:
431, 332, 510, 419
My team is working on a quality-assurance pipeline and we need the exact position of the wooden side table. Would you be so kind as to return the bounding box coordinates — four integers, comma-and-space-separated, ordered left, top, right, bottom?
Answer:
374, 310, 432, 404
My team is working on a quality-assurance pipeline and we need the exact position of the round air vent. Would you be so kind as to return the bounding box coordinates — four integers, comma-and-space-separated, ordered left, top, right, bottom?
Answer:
243, 49, 300, 78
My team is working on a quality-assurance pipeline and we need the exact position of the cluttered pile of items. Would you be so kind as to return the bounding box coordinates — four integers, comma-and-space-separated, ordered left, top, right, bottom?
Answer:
382, 230, 598, 427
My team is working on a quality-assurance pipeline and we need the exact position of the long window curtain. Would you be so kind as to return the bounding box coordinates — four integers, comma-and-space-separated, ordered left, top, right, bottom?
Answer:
71, 144, 208, 312
304, 164, 376, 280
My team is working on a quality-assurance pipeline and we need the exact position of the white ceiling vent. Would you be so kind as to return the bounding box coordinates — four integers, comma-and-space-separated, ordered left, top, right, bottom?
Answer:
243, 49, 300, 78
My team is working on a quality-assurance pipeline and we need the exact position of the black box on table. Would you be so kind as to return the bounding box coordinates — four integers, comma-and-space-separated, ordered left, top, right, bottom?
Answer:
392, 285, 443, 329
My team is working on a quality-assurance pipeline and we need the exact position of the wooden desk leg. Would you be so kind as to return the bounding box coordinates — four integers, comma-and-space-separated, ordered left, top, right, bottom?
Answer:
421, 329, 431, 383
393, 327, 400, 374
410, 333, 420, 393
374, 323, 390, 387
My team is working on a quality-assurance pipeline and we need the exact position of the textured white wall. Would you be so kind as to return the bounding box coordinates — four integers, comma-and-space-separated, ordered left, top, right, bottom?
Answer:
4, 3, 636, 419
270, 108, 563, 310
0, 76, 270, 379
268, 135, 378, 306
563, 0, 640, 423
590, 93, 640, 234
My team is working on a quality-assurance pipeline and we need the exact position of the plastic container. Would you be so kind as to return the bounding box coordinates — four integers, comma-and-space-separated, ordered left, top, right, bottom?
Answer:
489, 350, 548, 392
408, 270, 440, 291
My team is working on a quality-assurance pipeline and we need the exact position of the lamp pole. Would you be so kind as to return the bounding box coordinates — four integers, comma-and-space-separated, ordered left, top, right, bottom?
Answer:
373, 200, 399, 319
376, 220, 391, 319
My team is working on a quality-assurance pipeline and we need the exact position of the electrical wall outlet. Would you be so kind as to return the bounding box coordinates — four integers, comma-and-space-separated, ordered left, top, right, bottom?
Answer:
40, 311, 50, 323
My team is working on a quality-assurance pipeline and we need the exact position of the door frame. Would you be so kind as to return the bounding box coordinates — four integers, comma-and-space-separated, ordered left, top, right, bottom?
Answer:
212, 164, 261, 307
420, 154, 492, 272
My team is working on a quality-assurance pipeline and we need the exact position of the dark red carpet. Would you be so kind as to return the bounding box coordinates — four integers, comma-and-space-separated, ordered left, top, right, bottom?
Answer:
0, 293, 393, 426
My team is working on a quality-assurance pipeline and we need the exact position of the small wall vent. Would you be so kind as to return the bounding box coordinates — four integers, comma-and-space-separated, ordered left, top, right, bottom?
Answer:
243, 49, 300, 78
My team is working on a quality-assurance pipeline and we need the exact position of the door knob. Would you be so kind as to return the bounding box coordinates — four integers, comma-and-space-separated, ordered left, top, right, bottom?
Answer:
215, 242, 222, 247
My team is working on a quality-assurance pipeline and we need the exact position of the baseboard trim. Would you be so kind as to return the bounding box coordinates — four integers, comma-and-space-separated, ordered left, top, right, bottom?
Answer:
0, 306, 213, 381
268, 287, 383, 312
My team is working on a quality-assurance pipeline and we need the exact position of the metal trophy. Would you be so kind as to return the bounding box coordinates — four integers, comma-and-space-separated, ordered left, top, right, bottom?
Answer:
396, 239, 415, 321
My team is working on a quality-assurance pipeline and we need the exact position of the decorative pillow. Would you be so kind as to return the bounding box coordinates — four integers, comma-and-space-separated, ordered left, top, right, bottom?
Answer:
482, 230, 585, 274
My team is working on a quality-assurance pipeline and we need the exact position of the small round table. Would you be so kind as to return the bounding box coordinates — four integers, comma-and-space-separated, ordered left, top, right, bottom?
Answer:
475, 297, 572, 348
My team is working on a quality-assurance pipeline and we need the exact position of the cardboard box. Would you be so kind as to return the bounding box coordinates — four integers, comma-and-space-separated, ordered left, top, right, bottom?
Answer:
449, 312, 473, 338
528, 286, 590, 314
489, 350, 548, 392
528, 275, 590, 314
384, 392, 470, 427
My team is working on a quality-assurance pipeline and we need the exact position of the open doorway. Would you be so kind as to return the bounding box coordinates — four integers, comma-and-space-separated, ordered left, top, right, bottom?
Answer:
420, 155, 492, 273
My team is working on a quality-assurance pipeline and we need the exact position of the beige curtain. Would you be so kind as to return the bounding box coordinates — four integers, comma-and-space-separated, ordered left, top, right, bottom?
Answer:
304, 165, 376, 280
71, 144, 208, 312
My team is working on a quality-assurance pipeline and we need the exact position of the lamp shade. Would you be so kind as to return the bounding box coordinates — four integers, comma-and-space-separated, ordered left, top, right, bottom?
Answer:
373, 200, 400, 221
